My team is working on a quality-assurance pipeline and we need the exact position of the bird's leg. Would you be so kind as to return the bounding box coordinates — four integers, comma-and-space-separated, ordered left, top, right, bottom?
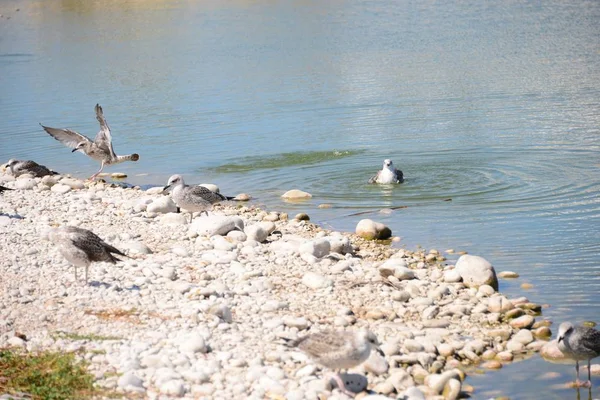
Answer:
74, 265, 78, 282
329, 371, 356, 398
575, 360, 592, 388
583, 359, 593, 388
85, 265, 89, 285
89, 161, 105, 181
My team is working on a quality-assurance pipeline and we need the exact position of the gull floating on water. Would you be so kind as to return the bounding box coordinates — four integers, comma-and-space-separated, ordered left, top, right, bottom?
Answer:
40, 104, 139, 180
48, 226, 129, 284
289, 329, 379, 397
368, 159, 403, 184
557, 321, 600, 388
6, 159, 58, 177
163, 174, 234, 222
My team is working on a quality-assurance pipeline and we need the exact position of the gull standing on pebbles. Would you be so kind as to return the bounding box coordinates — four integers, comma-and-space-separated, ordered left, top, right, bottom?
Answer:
6, 159, 58, 177
163, 174, 234, 221
289, 329, 379, 397
368, 159, 404, 184
40, 104, 139, 180
557, 322, 600, 388
48, 226, 129, 284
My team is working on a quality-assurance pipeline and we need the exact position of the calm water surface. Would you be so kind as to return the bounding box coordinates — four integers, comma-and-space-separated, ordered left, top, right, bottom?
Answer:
1, 1, 599, 398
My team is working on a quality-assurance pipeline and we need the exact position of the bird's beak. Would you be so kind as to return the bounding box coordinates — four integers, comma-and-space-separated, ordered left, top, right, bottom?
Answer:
71, 148, 78, 153
557, 336, 563, 343
162, 185, 171, 193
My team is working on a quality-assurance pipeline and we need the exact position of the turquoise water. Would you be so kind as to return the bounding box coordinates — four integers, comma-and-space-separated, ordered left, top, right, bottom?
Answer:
1, 1, 600, 398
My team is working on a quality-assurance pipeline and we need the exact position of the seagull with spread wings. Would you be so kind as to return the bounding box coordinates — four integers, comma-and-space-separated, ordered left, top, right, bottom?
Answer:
41, 104, 139, 180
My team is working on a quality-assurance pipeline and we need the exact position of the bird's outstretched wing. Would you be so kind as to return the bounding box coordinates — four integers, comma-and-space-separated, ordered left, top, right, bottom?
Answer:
394, 168, 404, 183
368, 171, 381, 184
40, 124, 92, 150
94, 104, 116, 159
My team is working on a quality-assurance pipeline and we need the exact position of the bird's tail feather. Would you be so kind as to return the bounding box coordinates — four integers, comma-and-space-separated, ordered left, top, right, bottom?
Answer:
113, 154, 140, 164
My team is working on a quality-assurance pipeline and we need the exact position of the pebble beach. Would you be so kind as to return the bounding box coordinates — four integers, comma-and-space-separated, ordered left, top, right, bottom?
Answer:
0, 171, 554, 400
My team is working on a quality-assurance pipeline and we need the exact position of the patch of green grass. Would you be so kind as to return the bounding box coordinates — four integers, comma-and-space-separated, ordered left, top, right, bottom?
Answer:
0, 348, 95, 400
52, 331, 121, 342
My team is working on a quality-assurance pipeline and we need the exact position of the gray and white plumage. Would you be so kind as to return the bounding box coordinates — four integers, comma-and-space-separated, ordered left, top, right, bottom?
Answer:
48, 226, 129, 284
290, 329, 379, 396
557, 321, 600, 388
163, 174, 234, 221
40, 104, 139, 180
6, 159, 58, 177
368, 159, 403, 184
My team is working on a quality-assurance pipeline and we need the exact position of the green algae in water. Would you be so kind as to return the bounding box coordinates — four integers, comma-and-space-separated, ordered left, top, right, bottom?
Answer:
212, 150, 364, 173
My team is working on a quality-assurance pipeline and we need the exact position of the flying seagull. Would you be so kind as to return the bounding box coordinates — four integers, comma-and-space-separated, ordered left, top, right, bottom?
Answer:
48, 226, 130, 284
557, 322, 600, 388
6, 159, 58, 177
163, 174, 235, 222
41, 104, 139, 180
368, 159, 404, 184
288, 329, 379, 397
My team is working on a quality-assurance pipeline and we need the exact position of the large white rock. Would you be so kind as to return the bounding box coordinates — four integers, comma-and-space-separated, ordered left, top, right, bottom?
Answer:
189, 215, 244, 236
118, 372, 144, 390
455, 254, 498, 290
15, 178, 37, 190
302, 272, 332, 289
146, 186, 166, 195
281, 189, 312, 199
159, 212, 189, 225
51, 183, 71, 194
299, 238, 331, 258
245, 224, 269, 243
147, 196, 178, 214
356, 219, 392, 240
326, 236, 353, 254
179, 333, 208, 354
121, 240, 153, 255
60, 178, 85, 189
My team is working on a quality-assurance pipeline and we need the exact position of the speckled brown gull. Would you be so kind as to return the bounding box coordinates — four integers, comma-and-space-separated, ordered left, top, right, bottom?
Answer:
48, 226, 129, 284
6, 159, 58, 177
557, 322, 600, 388
40, 104, 139, 180
289, 329, 379, 397
163, 174, 234, 222
368, 159, 404, 184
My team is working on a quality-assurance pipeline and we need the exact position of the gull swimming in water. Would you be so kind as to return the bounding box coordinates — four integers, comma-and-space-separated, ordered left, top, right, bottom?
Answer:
6, 159, 58, 177
557, 322, 600, 388
289, 329, 379, 397
48, 226, 129, 284
368, 159, 404, 184
40, 104, 139, 180
163, 174, 234, 221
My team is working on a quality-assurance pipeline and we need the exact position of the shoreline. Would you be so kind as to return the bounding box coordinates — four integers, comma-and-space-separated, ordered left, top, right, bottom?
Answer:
0, 172, 551, 399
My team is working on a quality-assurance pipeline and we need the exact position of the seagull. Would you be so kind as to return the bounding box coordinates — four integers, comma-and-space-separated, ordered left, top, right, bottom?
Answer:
40, 104, 139, 180
368, 159, 403, 184
557, 322, 600, 388
288, 329, 379, 397
163, 174, 235, 222
48, 226, 130, 284
6, 159, 58, 177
